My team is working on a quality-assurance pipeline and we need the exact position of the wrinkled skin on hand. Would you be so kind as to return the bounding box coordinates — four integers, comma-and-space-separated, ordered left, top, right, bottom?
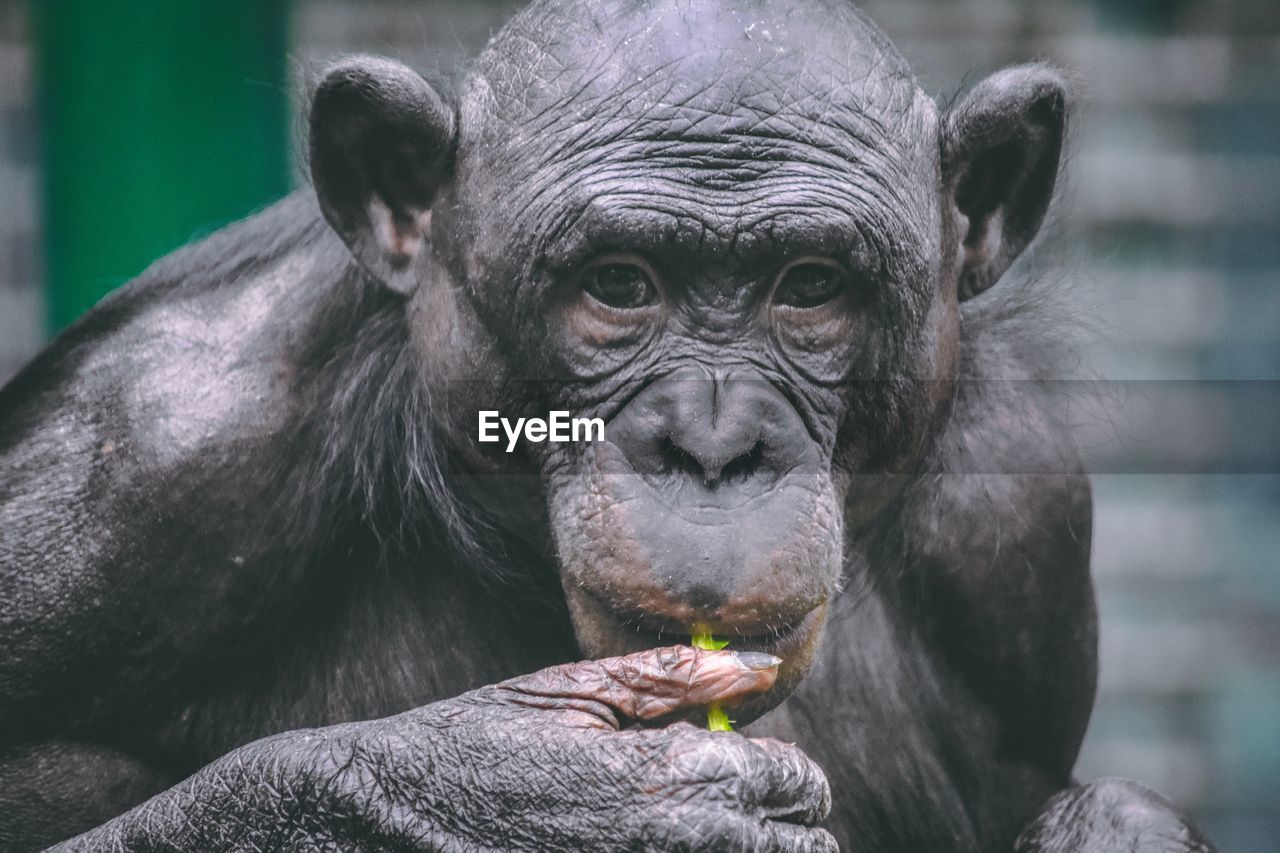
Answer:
54, 648, 834, 852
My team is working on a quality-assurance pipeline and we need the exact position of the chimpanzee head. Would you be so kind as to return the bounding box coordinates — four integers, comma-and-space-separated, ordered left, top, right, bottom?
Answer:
309, 0, 1066, 719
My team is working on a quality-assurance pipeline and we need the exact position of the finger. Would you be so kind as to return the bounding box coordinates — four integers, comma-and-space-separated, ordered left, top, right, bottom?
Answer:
494, 645, 780, 726
757, 821, 840, 853
743, 738, 833, 827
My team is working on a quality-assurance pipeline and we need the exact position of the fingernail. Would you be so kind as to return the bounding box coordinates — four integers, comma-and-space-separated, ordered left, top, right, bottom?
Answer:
734, 651, 782, 670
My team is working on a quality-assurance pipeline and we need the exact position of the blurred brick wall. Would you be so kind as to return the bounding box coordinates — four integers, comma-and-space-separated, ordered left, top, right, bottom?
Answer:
0, 0, 40, 383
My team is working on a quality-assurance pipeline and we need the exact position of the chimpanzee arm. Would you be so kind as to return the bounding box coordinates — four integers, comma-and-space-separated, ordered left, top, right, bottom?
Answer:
20, 649, 833, 852
1015, 779, 1218, 853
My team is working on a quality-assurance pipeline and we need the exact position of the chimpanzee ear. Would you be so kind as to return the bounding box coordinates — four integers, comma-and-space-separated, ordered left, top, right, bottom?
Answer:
309, 56, 456, 295
942, 65, 1067, 300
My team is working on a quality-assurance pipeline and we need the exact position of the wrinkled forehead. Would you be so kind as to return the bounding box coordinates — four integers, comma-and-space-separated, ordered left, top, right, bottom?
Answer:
446, 0, 939, 279
461, 0, 926, 166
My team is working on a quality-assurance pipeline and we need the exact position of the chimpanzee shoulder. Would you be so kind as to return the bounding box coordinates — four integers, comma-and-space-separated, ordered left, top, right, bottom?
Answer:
911, 281, 1098, 775
0, 193, 377, 735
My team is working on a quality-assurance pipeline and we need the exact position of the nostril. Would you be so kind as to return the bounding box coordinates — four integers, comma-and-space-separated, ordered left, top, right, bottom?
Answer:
717, 442, 764, 485
658, 436, 704, 480
659, 435, 765, 488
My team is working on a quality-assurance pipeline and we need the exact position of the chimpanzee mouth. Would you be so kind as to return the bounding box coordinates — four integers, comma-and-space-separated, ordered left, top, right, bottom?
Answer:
624, 618, 805, 654
562, 584, 829, 725
625, 604, 829, 726
566, 584, 828, 662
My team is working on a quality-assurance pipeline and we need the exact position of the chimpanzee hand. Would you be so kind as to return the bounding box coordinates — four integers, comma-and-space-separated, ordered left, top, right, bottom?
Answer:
54, 647, 834, 852
1015, 778, 1218, 853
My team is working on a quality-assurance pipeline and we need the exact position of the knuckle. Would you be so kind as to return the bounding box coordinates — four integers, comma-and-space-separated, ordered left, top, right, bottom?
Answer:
742, 739, 832, 824
798, 827, 840, 853
763, 738, 829, 784
813, 774, 833, 819
666, 733, 755, 790
602, 653, 647, 689
762, 824, 840, 853
619, 646, 685, 688
788, 751, 832, 809
654, 644, 687, 674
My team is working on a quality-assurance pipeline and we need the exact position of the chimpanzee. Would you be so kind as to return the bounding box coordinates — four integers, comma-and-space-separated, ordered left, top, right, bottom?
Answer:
0, 0, 1217, 850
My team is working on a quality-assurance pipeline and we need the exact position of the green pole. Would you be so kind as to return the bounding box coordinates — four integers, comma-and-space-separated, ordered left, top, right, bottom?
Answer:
33, 0, 291, 334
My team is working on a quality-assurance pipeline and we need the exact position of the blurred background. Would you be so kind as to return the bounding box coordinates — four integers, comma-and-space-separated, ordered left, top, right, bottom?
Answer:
1, 0, 1277, 847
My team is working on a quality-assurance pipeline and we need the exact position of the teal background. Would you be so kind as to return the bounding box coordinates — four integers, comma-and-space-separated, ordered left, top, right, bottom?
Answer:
32, 0, 291, 332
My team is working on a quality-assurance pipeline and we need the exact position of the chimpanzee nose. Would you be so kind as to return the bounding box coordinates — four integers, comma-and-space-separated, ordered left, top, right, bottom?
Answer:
660, 431, 763, 486
658, 391, 765, 486
608, 366, 809, 497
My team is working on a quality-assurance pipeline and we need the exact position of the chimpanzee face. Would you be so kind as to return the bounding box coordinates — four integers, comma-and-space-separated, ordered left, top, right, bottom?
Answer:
311, 0, 1062, 722
414, 0, 955, 717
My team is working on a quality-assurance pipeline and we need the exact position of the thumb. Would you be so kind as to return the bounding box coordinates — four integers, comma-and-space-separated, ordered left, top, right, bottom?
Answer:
491, 645, 781, 729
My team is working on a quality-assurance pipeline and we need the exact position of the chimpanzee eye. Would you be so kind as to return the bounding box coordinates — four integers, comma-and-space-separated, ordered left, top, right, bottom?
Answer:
582, 261, 657, 310
773, 261, 849, 309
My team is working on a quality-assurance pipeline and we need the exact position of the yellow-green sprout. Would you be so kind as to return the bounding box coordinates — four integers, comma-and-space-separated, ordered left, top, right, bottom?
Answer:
691, 632, 733, 732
